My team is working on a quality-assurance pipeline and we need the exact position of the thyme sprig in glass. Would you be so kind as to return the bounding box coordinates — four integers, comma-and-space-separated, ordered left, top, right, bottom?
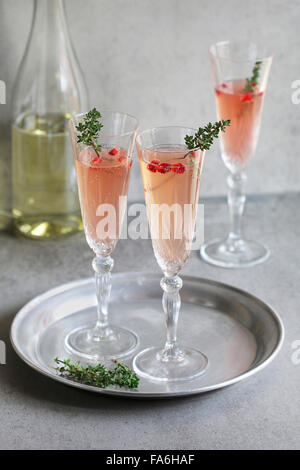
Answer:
54, 358, 139, 389
75, 107, 103, 156
184, 119, 230, 157
245, 60, 262, 92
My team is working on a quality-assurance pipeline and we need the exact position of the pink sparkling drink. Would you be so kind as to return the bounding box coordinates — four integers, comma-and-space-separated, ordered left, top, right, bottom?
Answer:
216, 79, 264, 168
137, 145, 204, 277
76, 147, 132, 255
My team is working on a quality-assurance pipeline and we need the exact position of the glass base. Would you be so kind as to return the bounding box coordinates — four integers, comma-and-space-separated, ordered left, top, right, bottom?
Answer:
200, 238, 270, 268
65, 325, 138, 361
133, 346, 208, 382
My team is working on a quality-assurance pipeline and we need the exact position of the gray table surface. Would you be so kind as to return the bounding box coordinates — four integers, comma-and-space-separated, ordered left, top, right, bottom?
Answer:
0, 192, 299, 450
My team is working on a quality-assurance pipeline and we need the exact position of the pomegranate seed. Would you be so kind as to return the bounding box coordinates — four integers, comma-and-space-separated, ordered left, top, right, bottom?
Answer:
221, 83, 228, 88
172, 163, 185, 174
215, 89, 221, 96
129, 160, 133, 168
157, 162, 171, 174
258, 91, 263, 97
147, 159, 160, 172
147, 164, 156, 172
118, 156, 127, 163
241, 93, 253, 102
251, 81, 257, 86
109, 148, 119, 156
92, 156, 101, 164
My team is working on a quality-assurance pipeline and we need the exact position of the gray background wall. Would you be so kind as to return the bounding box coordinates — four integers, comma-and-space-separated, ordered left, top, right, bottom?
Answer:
0, 0, 299, 202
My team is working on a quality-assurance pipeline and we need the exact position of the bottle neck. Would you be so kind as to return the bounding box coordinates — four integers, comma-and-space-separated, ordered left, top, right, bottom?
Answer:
12, 0, 88, 121
31, 0, 68, 43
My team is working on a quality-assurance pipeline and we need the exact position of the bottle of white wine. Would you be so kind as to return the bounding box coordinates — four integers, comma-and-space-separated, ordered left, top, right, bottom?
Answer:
12, 0, 88, 239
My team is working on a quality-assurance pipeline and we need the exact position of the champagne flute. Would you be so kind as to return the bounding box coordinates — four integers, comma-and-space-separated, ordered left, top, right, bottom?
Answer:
67, 109, 139, 360
201, 41, 273, 268
134, 126, 208, 381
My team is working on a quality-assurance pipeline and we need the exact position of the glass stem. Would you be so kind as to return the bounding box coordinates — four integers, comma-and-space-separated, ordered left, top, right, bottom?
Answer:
90, 255, 115, 341
227, 172, 247, 246
160, 275, 184, 362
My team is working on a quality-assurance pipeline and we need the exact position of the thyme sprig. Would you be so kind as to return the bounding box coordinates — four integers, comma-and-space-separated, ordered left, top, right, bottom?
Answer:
54, 358, 139, 389
184, 119, 230, 156
75, 107, 103, 155
245, 60, 262, 92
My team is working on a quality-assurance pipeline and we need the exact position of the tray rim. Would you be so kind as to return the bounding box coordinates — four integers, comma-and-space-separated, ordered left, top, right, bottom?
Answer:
10, 272, 285, 399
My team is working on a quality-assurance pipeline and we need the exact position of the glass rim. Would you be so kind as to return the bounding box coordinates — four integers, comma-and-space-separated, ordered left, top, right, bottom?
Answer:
209, 40, 274, 63
136, 125, 199, 145
136, 126, 205, 166
70, 108, 140, 139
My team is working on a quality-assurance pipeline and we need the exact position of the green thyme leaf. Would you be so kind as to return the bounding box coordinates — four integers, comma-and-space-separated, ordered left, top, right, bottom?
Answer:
75, 107, 103, 154
244, 60, 262, 92
184, 119, 231, 154
54, 358, 139, 390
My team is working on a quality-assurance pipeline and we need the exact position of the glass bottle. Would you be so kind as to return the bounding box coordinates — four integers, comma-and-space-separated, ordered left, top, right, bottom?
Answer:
11, 0, 88, 239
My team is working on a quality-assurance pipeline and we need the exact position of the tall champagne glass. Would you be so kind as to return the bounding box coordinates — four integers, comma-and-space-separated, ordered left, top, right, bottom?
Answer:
201, 41, 273, 268
67, 109, 139, 360
134, 127, 208, 381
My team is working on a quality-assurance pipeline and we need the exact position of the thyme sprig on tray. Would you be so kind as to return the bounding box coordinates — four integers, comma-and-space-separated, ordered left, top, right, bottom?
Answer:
75, 107, 103, 155
184, 119, 230, 156
54, 358, 139, 389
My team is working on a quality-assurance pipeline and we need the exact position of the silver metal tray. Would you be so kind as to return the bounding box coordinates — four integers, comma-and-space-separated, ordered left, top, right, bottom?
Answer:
10, 273, 284, 398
